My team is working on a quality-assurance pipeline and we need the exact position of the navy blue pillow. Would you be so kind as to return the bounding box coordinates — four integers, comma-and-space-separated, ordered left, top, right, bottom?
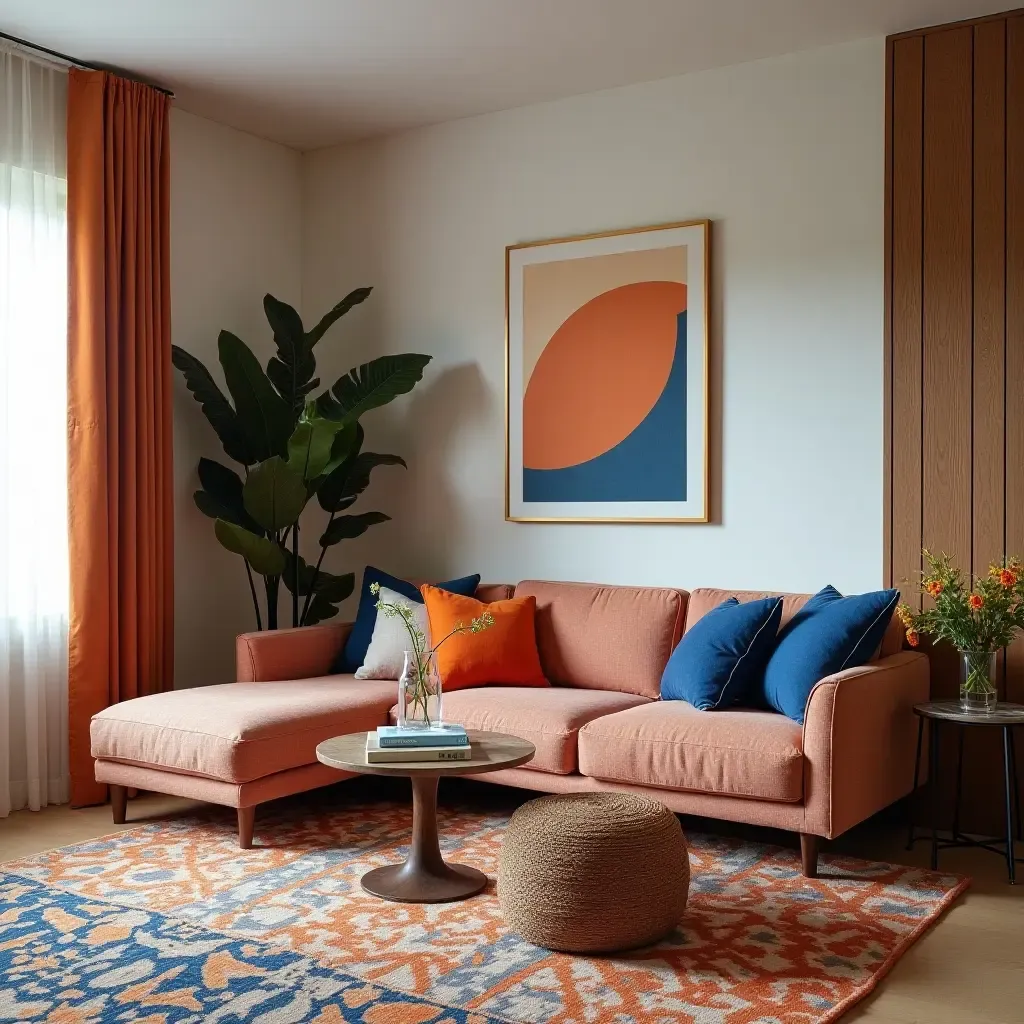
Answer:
660, 596, 784, 710
334, 566, 481, 673
760, 585, 900, 723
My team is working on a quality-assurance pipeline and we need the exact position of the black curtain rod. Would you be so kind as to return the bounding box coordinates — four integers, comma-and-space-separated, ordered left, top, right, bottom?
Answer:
0, 29, 175, 97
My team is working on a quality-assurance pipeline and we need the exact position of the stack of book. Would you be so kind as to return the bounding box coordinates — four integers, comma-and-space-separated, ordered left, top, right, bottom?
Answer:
365, 723, 472, 763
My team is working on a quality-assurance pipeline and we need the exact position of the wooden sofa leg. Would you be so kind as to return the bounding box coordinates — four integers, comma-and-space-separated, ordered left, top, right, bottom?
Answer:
237, 806, 256, 849
110, 785, 127, 825
800, 833, 820, 878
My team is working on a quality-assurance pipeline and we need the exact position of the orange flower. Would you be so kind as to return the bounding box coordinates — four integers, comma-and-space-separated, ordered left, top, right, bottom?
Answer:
969, 593, 984, 610
925, 579, 944, 597
999, 568, 1017, 588
906, 629, 920, 647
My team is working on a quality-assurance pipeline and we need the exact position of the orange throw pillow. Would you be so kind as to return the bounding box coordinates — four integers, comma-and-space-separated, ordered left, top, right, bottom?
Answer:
420, 585, 549, 691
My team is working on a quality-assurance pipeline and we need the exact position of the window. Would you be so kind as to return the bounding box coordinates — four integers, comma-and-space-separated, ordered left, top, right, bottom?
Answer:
0, 47, 69, 814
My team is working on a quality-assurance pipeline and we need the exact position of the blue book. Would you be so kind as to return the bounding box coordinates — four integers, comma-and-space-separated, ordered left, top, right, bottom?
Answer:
376, 724, 468, 748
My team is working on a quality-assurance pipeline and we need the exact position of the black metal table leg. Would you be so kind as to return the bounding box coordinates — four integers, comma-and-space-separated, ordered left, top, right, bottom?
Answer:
907, 715, 924, 850
952, 726, 966, 839
912, 702, 1024, 885
1004, 727, 1017, 884
1009, 728, 1021, 842
930, 718, 941, 871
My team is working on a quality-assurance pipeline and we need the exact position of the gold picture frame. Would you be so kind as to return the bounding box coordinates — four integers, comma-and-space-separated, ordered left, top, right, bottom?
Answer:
505, 219, 710, 523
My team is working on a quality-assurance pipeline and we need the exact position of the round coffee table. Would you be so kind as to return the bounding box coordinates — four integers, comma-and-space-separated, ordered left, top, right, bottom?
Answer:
316, 729, 535, 903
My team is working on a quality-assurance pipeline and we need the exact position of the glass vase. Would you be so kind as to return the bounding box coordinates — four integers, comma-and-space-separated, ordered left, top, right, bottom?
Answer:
959, 650, 998, 713
398, 650, 443, 729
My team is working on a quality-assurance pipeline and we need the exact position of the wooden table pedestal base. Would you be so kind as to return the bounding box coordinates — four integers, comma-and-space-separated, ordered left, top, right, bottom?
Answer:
316, 730, 535, 903
360, 775, 488, 903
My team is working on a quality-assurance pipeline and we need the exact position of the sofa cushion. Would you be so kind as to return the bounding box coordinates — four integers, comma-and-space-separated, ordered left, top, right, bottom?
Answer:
577, 701, 804, 803
354, 586, 429, 680
514, 580, 688, 698
336, 567, 482, 673
660, 596, 783, 709
434, 686, 651, 774
421, 586, 549, 691
685, 588, 905, 659
475, 583, 515, 602
761, 586, 900, 723
91, 677, 397, 784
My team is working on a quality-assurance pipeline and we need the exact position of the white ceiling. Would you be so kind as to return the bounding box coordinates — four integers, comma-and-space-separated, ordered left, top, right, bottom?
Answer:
0, 0, 1009, 150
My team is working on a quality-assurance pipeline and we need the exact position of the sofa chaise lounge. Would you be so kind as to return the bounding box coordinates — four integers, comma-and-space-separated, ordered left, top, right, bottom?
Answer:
91, 580, 928, 875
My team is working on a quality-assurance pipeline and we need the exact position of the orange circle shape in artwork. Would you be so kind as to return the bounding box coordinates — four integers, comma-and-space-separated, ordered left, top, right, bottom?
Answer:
523, 280, 686, 470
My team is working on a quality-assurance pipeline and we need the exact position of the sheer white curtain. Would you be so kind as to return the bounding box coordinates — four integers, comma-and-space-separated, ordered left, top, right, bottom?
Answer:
0, 48, 69, 815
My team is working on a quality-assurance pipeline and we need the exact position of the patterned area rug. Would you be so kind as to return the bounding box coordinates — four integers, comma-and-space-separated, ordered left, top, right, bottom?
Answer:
1, 796, 968, 1024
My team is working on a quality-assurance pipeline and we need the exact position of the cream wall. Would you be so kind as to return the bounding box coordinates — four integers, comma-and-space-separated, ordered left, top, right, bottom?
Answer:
300, 39, 886, 597
170, 108, 302, 687
168, 39, 887, 686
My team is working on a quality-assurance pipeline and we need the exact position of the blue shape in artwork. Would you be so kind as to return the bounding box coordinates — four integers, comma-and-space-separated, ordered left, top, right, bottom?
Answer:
523, 311, 687, 502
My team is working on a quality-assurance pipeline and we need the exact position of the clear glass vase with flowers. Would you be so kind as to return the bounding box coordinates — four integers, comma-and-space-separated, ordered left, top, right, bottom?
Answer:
370, 582, 494, 729
897, 550, 1024, 713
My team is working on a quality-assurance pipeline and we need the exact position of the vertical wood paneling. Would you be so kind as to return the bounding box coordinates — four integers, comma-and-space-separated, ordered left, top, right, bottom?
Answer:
973, 20, 1007, 697
884, 39, 894, 588
960, 24, 1011, 813
888, 12, 1023, 832
1006, 16, 1024, 708
921, 29, 974, 713
891, 36, 924, 609
972, 20, 1007, 581
922, 30, 973, 601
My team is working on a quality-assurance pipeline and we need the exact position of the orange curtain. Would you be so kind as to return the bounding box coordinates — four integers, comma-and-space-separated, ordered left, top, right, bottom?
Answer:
67, 70, 174, 806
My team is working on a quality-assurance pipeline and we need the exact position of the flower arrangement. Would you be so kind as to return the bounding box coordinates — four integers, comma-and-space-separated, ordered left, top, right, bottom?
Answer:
897, 549, 1024, 710
370, 582, 494, 726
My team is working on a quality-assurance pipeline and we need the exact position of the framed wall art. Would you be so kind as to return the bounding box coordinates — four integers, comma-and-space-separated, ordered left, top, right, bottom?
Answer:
505, 219, 709, 523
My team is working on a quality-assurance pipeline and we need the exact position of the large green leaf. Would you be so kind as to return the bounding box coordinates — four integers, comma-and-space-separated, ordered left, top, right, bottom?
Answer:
214, 520, 286, 576
198, 457, 244, 503
318, 450, 406, 514
193, 458, 262, 532
282, 551, 354, 603
264, 294, 318, 414
281, 552, 354, 626
287, 413, 347, 481
302, 594, 342, 626
320, 511, 390, 547
316, 353, 431, 424
282, 550, 316, 596
243, 457, 308, 532
305, 287, 372, 348
318, 422, 360, 480
313, 571, 355, 604
194, 489, 229, 521
171, 345, 252, 464
218, 331, 295, 462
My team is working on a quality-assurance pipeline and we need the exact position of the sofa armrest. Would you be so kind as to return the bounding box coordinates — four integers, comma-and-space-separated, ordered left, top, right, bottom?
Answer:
236, 622, 353, 682
801, 650, 929, 839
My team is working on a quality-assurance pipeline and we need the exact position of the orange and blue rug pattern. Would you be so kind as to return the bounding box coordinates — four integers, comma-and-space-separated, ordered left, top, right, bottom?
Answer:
1, 798, 968, 1023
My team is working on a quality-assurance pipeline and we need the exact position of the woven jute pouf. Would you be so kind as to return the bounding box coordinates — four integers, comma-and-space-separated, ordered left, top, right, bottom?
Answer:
498, 792, 689, 953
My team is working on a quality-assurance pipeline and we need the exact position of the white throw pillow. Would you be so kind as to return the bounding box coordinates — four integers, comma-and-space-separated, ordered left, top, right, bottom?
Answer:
353, 586, 429, 680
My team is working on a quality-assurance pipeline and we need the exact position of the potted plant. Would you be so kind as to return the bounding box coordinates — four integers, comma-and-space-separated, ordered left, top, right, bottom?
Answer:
897, 550, 1024, 712
172, 287, 430, 629
371, 582, 494, 728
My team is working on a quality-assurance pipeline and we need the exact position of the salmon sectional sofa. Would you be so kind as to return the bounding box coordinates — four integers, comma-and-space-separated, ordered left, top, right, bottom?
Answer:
91, 580, 928, 875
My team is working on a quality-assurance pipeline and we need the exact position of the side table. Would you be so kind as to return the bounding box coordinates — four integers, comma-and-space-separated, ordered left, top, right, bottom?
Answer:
907, 701, 1024, 883
317, 730, 535, 903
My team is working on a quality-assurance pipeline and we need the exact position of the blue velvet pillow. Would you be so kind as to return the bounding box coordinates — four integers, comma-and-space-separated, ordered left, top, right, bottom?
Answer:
660, 596, 784, 710
334, 566, 481, 673
760, 585, 900, 723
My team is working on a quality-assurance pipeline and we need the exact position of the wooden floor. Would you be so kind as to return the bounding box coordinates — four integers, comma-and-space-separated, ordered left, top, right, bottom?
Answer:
1, 784, 1021, 1024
